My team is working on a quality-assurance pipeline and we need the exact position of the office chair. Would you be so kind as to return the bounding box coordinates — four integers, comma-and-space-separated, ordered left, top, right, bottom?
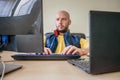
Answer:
45, 32, 86, 39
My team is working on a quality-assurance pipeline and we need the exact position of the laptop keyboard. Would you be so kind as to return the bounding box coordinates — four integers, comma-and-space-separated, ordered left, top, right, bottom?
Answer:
0, 63, 22, 76
11, 53, 80, 60
68, 58, 89, 71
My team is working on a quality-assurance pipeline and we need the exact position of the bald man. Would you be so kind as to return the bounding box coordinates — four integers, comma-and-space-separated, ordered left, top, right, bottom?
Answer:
44, 10, 89, 56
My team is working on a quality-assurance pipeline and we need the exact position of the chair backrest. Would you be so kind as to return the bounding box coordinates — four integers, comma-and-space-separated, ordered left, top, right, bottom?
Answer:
45, 32, 86, 39
71, 33, 86, 39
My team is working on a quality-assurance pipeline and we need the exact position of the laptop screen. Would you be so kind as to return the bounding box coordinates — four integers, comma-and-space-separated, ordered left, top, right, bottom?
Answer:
68, 11, 120, 74
89, 10, 120, 74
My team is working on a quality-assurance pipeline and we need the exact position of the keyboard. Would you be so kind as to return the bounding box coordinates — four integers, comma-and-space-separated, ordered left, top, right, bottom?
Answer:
11, 53, 80, 60
67, 58, 89, 71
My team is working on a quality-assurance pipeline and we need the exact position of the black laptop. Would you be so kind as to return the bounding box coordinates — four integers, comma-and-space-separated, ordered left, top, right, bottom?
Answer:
68, 10, 120, 74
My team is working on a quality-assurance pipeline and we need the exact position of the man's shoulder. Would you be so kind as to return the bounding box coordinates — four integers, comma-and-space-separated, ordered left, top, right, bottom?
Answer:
45, 33, 54, 36
45, 33, 56, 39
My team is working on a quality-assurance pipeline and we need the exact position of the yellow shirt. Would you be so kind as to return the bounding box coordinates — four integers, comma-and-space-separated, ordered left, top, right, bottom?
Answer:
44, 35, 89, 53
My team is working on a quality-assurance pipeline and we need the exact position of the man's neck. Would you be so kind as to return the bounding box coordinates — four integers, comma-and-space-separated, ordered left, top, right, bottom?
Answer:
58, 29, 69, 35
59, 32, 64, 35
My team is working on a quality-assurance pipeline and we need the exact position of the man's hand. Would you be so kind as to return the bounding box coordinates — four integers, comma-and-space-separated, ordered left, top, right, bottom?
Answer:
44, 47, 52, 54
61, 45, 89, 56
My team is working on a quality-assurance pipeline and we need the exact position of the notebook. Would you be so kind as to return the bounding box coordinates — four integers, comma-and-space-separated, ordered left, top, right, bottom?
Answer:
0, 62, 22, 76
68, 10, 120, 74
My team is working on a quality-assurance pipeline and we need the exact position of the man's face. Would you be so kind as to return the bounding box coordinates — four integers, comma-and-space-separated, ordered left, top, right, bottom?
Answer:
55, 12, 71, 32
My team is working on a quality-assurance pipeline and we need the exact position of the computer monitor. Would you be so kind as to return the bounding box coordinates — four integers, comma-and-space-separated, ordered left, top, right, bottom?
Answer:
0, 0, 43, 76
0, 0, 42, 35
16, 13, 44, 53
0, 0, 44, 53
15, 0, 44, 53
0, 0, 43, 77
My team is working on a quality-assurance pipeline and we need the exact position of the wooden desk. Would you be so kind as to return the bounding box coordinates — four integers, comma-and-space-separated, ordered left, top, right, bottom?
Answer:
1, 51, 120, 80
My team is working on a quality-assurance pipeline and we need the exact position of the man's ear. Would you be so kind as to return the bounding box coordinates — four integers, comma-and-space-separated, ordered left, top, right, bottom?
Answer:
69, 19, 71, 25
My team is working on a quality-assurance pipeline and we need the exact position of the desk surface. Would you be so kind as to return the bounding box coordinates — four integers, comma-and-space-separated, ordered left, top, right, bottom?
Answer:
0, 51, 120, 80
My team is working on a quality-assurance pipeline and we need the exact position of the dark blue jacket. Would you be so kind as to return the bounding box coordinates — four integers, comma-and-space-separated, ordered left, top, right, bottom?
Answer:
45, 32, 81, 53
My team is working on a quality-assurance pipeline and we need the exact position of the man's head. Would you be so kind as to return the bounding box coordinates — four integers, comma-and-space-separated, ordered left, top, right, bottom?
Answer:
55, 10, 71, 33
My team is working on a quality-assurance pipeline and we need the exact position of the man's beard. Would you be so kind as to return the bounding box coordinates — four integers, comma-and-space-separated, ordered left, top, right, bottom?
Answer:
57, 27, 68, 33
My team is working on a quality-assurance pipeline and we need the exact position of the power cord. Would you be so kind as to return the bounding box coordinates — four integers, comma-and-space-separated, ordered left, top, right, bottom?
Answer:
0, 43, 6, 48
0, 35, 8, 49
0, 60, 6, 80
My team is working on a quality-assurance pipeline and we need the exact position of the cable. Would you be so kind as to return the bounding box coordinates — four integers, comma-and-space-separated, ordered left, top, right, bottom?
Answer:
0, 43, 6, 48
0, 35, 8, 49
0, 61, 6, 80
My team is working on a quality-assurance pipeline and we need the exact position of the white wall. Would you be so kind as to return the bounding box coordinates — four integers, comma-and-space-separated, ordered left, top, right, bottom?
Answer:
43, 0, 120, 36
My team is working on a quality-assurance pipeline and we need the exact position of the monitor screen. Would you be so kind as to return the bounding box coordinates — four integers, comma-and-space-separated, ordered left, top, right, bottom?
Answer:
0, 0, 42, 35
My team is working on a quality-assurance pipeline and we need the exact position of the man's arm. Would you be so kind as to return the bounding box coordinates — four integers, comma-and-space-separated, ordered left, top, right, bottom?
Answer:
61, 45, 89, 56
43, 36, 52, 54
61, 38, 89, 56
